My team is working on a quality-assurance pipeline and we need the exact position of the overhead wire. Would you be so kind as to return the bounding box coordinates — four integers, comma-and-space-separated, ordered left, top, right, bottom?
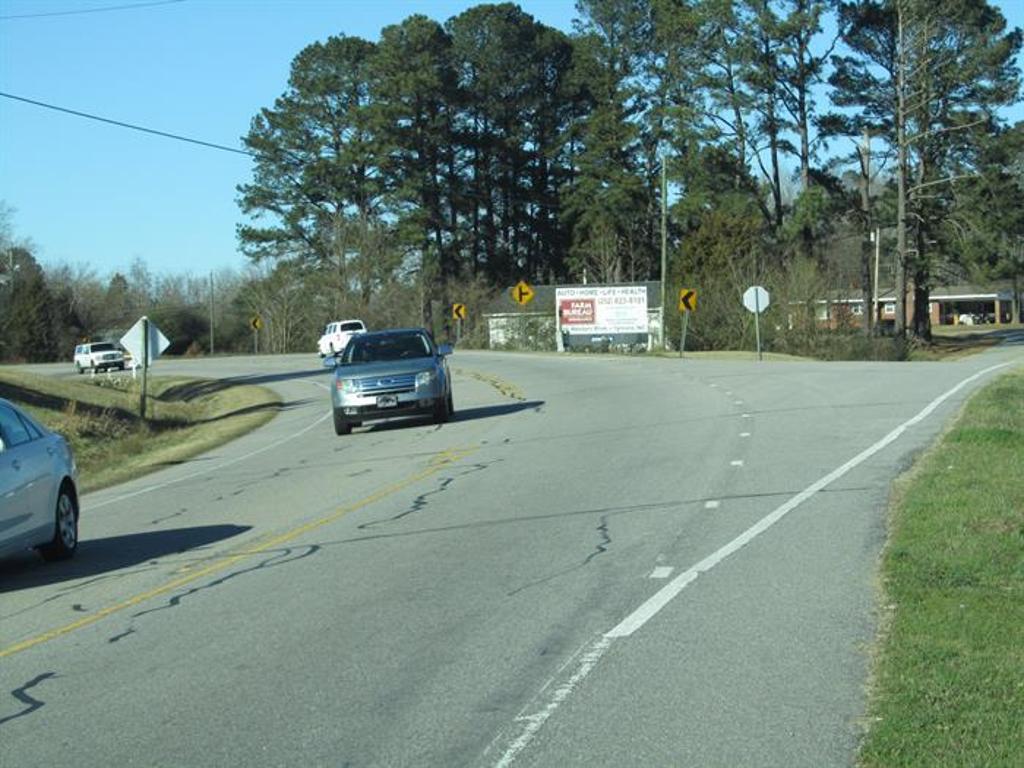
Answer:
0, 91, 255, 157
0, 0, 185, 21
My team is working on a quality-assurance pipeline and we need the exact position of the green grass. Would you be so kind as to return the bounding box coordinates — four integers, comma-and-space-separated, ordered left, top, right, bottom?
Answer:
0, 370, 281, 493
860, 368, 1024, 767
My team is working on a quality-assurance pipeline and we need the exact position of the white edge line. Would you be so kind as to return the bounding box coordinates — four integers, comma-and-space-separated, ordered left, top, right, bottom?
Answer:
86, 380, 332, 511
604, 360, 1011, 639
494, 636, 612, 768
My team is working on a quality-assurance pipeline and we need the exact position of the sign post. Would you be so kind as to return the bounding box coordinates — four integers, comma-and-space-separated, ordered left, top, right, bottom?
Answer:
120, 316, 171, 420
742, 285, 770, 361
677, 289, 696, 358
141, 317, 149, 419
452, 303, 467, 344
250, 315, 262, 355
511, 280, 534, 347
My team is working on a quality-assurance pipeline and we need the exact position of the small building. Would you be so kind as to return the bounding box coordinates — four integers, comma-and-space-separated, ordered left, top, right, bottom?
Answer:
811, 283, 1020, 329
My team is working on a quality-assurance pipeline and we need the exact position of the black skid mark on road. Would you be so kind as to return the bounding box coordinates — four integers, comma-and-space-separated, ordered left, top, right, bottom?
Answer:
0, 672, 57, 727
150, 507, 188, 526
359, 478, 455, 531
347, 468, 373, 478
3, 567, 158, 623
356, 460, 500, 530
581, 516, 611, 566
108, 627, 136, 644
128, 544, 321, 622
507, 515, 613, 597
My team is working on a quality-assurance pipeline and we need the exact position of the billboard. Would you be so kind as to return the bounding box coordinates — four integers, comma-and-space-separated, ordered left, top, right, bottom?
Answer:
555, 285, 649, 336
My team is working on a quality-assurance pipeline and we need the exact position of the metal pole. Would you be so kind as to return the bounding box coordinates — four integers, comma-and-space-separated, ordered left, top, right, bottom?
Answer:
140, 316, 149, 420
660, 159, 668, 349
456, 318, 462, 345
209, 271, 215, 356
679, 312, 688, 359
754, 290, 762, 361
873, 228, 881, 330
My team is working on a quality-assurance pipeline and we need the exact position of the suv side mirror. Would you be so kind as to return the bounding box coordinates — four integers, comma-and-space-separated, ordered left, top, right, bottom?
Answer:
437, 344, 453, 357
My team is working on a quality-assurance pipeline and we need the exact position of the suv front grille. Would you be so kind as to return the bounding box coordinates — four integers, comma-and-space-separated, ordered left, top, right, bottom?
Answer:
358, 373, 416, 395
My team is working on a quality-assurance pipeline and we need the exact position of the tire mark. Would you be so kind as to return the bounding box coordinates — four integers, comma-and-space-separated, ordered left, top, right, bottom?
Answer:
0, 672, 57, 727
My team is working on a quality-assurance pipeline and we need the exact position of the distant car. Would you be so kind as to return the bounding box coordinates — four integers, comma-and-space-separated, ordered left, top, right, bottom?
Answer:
318, 319, 367, 357
0, 398, 79, 561
324, 328, 454, 435
74, 341, 125, 373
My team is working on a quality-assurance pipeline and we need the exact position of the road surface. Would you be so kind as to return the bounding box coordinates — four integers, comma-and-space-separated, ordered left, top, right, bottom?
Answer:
2, 341, 1022, 766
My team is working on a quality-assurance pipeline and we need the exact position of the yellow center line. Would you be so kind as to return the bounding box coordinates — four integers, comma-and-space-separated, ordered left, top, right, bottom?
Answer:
0, 446, 478, 660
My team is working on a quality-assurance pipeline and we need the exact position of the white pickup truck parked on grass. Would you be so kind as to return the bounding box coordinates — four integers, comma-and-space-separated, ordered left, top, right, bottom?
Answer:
318, 319, 367, 357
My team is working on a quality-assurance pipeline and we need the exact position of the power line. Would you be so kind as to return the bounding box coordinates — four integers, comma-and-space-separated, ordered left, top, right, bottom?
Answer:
0, 91, 254, 157
0, 0, 185, 21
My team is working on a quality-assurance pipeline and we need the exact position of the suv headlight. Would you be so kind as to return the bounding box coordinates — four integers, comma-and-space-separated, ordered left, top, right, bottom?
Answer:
336, 378, 359, 393
416, 370, 437, 388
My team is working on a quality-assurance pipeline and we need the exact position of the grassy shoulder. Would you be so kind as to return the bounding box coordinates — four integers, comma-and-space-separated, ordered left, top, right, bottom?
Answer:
0, 370, 281, 493
860, 368, 1024, 767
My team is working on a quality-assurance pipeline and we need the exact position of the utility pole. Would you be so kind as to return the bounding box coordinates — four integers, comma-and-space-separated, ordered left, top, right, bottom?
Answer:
873, 228, 881, 329
660, 159, 668, 349
895, 3, 909, 339
859, 128, 873, 336
209, 271, 215, 356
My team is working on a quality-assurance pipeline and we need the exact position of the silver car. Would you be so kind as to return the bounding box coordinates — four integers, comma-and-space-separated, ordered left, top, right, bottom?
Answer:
0, 398, 79, 561
325, 328, 454, 435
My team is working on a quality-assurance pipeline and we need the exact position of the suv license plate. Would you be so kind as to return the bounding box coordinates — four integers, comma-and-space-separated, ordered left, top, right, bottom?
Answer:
376, 395, 398, 409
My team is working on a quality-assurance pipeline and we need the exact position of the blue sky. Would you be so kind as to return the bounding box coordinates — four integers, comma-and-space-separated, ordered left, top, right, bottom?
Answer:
0, 0, 1021, 279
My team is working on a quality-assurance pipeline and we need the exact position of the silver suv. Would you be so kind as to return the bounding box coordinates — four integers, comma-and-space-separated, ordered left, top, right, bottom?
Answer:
73, 342, 125, 373
324, 328, 453, 435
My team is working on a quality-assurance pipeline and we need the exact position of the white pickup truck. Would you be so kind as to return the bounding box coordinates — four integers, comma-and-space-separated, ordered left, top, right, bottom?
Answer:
73, 341, 126, 373
318, 319, 367, 357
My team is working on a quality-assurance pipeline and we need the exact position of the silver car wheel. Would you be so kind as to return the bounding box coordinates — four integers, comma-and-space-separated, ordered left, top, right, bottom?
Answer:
57, 493, 77, 549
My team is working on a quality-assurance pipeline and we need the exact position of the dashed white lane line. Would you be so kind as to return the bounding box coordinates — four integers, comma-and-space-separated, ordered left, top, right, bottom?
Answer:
742, 413, 752, 419
734, 400, 743, 405
730, 460, 744, 467
604, 360, 1013, 641
649, 566, 674, 579
704, 500, 720, 509
740, 432, 751, 438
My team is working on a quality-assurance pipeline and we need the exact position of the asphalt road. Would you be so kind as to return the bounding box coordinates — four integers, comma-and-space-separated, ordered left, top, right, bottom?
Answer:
2, 342, 1022, 767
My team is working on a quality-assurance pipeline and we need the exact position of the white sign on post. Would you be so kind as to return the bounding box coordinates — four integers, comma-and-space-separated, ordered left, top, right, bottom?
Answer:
742, 285, 770, 361
120, 317, 171, 368
742, 285, 770, 314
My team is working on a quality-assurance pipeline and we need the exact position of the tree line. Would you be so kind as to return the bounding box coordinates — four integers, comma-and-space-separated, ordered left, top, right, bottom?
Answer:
238, 0, 1023, 346
3, 1, 1022, 363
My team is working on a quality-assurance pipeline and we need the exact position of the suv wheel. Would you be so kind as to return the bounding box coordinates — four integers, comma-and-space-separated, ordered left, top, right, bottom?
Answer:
333, 409, 352, 436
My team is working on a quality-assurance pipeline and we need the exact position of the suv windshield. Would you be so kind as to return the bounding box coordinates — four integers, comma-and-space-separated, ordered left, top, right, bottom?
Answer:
90, 343, 115, 352
340, 321, 364, 332
344, 333, 431, 364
